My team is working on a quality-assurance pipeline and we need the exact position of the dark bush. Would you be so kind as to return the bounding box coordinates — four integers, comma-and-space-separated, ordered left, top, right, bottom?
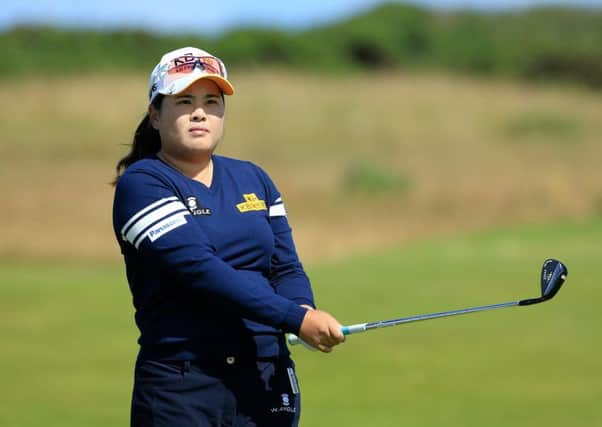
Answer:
522, 52, 602, 88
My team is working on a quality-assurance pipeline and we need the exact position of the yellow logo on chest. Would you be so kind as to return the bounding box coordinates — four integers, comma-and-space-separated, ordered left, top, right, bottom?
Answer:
236, 193, 267, 213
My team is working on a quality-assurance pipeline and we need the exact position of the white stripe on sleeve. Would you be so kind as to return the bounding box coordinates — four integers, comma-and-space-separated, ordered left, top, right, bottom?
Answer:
120, 197, 178, 238
124, 200, 188, 244
269, 203, 287, 217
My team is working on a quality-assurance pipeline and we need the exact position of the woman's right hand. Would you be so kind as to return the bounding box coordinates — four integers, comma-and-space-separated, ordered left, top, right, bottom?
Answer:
298, 309, 345, 353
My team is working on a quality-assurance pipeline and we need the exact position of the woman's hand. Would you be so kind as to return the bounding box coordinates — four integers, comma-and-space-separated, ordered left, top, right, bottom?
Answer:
298, 308, 345, 353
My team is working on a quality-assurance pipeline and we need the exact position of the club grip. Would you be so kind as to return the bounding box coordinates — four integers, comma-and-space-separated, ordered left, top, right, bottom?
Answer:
286, 334, 303, 346
287, 323, 367, 346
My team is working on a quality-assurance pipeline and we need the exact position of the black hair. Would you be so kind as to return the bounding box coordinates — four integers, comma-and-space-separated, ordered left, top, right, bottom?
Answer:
112, 94, 164, 186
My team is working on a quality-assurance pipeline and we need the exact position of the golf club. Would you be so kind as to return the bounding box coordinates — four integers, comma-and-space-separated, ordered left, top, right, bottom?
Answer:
288, 258, 568, 347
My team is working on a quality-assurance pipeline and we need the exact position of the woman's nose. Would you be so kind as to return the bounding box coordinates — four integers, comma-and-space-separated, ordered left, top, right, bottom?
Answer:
191, 106, 206, 121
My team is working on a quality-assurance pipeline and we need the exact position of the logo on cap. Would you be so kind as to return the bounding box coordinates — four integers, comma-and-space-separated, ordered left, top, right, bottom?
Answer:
149, 83, 158, 99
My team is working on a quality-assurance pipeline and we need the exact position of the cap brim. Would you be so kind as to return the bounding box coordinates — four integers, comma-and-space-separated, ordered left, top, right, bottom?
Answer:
201, 75, 235, 96
160, 74, 234, 97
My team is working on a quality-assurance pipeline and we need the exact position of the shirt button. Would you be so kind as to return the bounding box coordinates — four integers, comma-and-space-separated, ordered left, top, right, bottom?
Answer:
226, 356, 236, 365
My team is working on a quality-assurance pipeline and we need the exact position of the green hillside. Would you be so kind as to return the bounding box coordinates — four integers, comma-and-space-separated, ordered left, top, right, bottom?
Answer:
2, 4, 602, 87
1, 218, 599, 426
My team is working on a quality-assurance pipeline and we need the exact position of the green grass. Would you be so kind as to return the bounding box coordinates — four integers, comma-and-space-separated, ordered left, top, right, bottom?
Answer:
501, 111, 585, 140
1, 219, 600, 426
0, 261, 136, 426
298, 219, 601, 426
342, 161, 411, 195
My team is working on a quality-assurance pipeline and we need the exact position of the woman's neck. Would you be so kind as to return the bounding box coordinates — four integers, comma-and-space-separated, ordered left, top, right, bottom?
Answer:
157, 151, 214, 187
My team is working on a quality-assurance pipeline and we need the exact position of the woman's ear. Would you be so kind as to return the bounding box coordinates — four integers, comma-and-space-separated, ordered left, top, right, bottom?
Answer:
149, 105, 160, 130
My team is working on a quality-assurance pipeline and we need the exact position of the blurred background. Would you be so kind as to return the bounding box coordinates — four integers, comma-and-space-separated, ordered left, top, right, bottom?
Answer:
1, 0, 601, 425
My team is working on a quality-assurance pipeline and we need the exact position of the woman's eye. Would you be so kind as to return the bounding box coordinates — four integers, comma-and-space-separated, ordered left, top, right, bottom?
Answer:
176, 99, 191, 105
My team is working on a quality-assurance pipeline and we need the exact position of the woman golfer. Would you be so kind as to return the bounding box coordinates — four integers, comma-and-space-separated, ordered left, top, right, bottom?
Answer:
112, 47, 345, 426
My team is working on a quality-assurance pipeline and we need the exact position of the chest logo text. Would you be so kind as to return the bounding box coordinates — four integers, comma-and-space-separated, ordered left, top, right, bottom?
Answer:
236, 193, 267, 213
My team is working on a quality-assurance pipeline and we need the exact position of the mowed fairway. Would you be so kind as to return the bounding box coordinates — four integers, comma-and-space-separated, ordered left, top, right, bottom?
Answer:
1, 219, 600, 426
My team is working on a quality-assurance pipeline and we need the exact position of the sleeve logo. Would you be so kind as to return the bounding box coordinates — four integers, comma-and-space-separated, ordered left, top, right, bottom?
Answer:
236, 193, 267, 213
147, 214, 188, 242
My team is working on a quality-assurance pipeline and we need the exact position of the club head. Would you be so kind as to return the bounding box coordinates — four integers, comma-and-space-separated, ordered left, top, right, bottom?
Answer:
519, 258, 568, 306
541, 259, 568, 299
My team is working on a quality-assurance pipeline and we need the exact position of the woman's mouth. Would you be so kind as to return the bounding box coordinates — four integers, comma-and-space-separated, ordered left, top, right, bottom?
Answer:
189, 127, 209, 135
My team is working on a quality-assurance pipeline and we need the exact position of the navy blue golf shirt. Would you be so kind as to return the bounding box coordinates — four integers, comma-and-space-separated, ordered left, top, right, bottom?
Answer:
113, 154, 314, 360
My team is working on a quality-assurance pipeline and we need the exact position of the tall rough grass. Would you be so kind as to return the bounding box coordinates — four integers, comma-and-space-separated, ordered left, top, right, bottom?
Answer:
1, 71, 601, 261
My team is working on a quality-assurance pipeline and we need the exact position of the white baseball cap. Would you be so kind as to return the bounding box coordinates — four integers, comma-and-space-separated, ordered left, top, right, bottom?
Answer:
148, 47, 234, 103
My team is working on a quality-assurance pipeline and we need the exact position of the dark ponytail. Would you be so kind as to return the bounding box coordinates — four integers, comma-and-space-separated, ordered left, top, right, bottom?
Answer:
112, 94, 165, 185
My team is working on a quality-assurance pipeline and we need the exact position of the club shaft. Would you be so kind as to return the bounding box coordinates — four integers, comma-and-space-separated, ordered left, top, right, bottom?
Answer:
287, 300, 520, 346
364, 300, 519, 331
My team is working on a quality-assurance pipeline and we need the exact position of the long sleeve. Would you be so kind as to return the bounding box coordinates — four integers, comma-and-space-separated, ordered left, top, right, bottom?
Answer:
255, 167, 316, 308
271, 225, 315, 308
